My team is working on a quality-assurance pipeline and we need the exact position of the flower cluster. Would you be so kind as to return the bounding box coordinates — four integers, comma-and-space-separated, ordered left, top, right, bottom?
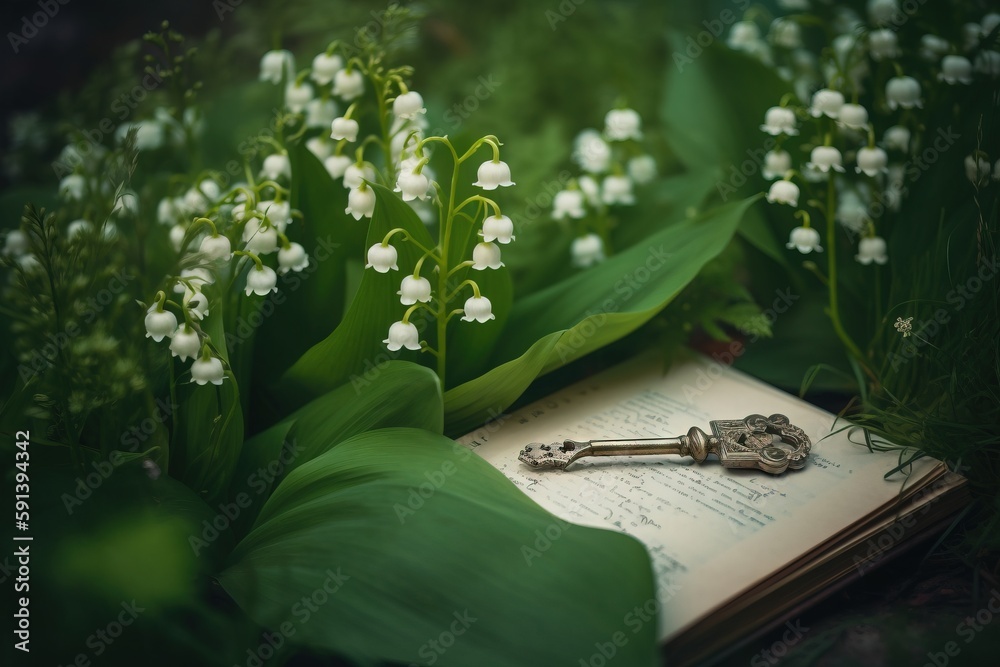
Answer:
550, 107, 657, 268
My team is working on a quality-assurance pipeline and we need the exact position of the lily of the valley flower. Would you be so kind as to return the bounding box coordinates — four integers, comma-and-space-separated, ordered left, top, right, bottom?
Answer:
398, 275, 432, 305
343, 162, 376, 189
3, 229, 28, 256
627, 155, 657, 184
306, 137, 333, 160
169, 224, 186, 252
604, 109, 642, 141
473, 160, 515, 190
472, 242, 504, 270
462, 295, 495, 323
305, 99, 337, 129
262, 153, 292, 180
602, 175, 635, 205
324, 155, 353, 179
366, 243, 398, 273
383, 321, 421, 351
245, 264, 278, 296
60, 174, 86, 200
766, 180, 800, 206
855, 236, 888, 265
976, 51, 1000, 77
191, 354, 226, 385
311, 52, 344, 85
762, 150, 792, 180
242, 219, 279, 255
169, 325, 201, 361
856, 146, 889, 176
886, 76, 922, 109
868, 29, 900, 60
482, 214, 515, 244
394, 166, 431, 201
259, 200, 292, 231
571, 233, 605, 268
760, 106, 799, 136
965, 154, 992, 185
807, 146, 846, 173
330, 116, 360, 142
393, 91, 426, 119
285, 82, 314, 113
837, 103, 869, 130
260, 50, 295, 84
883, 125, 911, 151
278, 242, 310, 274
346, 184, 377, 219
939, 55, 973, 84
67, 219, 92, 240
769, 18, 802, 49
920, 34, 950, 60
573, 130, 612, 172
552, 190, 586, 219
332, 69, 364, 100
868, 0, 900, 25
145, 303, 178, 342
809, 88, 845, 118
185, 290, 209, 321
785, 226, 823, 254
728, 21, 762, 51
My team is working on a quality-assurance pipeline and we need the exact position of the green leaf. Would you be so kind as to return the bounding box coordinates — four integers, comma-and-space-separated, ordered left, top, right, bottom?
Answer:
221, 428, 657, 667
227, 361, 443, 536
278, 184, 436, 404
444, 196, 759, 433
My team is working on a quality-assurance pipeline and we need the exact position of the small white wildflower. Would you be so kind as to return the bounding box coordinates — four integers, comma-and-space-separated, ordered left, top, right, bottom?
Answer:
482, 214, 515, 244
807, 146, 846, 173
604, 109, 642, 141
245, 264, 278, 296
868, 29, 900, 60
855, 236, 888, 265
260, 50, 295, 84
365, 243, 398, 273
627, 155, 657, 184
472, 242, 504, 270
169, 325, 201, 361
883, 125, 910, 152
601, 175, 635, 205
242, 219, 279, 255
856, 147, 888, 177
261, 153, 291, 181
278, 242, 310, 274
552, 190, 586, 220
885, 76, 922, 110
144, 304, 178, 342
785, 226, 823, 254
397, 275, 432, 305
191, 355, 226, 385
760, 106, 798, 136
939, 55, 973, 84
838, 103, 869, 130
461, 296, 495, 323
571, 233, 605, 268
383, 321, 421, 351
809, 89, 845, 119
311, 52, 344, 85
393, 91, 426, 120
284, 81, 314, 113
346, 184, 377, 220
473, 160, 515, 190
766, 180, 800, 206
330, 116, 360, 142
324, 155, 353, 180
762, 150, 792, 180
332, 69, 364, 100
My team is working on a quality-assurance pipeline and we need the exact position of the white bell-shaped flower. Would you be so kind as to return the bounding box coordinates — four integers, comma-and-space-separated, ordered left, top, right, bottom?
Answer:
169, 224, 187, 252
184, 290, 210, 321
182, 179, 221, 213
766, 180, 800, 206
157, 197, 177, 225
174, 268, 215, 293
886, 76, 922, 110
809, 89, 845, 118
573, 130, 612, 173
284, 82, 314, 113
67, 219, 92, 240
868, 29, 900, 60
306, 137, 333, 160
112, 191, 139, 217
262, 153, 291, 181
965, 155, 992, 185
311, 52, 344, 85
552, 190, 586, 219
785, 226, 823, 254
191, 354, 226, 386
728, 21, 762, 51
883, 125, 910, 151
260, 50, 294, 84
259, 200, 292, 231
461, 296, 495, 323
394, 168, 430, 202
837, 103, 869, 130
144, 304, 178, 342
571, 233, 605, 268
983, 13, 1000, 37
343, 162, 376, 189
920, 34, 950, 60
482, 214, 515, 244
855, 236, 888, 265
305, 99, 338, 129
473, 160, 515, 190
278, 242, 310, 274
627, 155, 657, 184
856, 147, 888, 176
836, 190, 870, 233
762, 150, 791, 180
324, 155, 353, 180
383, 321, 421, 351
867, 0, 899, 25
939, 55, 973, 84
366, 243, 398, 273
3, 229, 28, 257
60, 174, 86, 200
472, 242, 504, 270
393, 91, 426, 119
602, 175, 635, 205
332, 69, 364, 100
397, 275, 432, 305
578, 175, 601, 205
807, 146, 846, 173
245, 264, 278, 296
976, 51, 1000, 77
242, 219, 279, 255
169, 325, 201, 361
769, 18, 802, 49
604, 109, 642, 141
760, 106, 798, 136
346, 184, 377, 220
330, 117, 360, 142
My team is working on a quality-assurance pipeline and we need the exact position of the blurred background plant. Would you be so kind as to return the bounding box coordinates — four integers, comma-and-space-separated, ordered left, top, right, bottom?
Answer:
0, 0, 998, 665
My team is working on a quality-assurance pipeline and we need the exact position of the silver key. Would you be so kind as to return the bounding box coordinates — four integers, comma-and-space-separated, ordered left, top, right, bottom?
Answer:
517, 413, 811, 474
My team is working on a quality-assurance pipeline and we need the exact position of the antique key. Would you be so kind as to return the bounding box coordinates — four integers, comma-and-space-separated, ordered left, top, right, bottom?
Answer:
517, 413, 811, 474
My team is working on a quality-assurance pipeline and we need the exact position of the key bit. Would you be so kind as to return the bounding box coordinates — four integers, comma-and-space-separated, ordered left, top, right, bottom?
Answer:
517, 413, 810, 475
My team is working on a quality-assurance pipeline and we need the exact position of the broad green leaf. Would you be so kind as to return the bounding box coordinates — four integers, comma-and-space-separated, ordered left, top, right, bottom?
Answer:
278, 184, 436, 404
221, 428, 657, 667
228, 361, 443, 536
443, 196, 758, 433
249, 143, 360, 384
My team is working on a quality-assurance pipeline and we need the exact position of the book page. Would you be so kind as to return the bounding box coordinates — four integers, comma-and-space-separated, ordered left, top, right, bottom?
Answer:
458, 352, 940, 641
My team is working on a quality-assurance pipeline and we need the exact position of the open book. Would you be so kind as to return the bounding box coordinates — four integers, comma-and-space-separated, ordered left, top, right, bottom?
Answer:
459, 351, 968, 665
